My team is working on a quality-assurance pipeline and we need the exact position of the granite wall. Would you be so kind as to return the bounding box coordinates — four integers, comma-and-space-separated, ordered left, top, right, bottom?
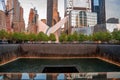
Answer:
0, 44, 120, 65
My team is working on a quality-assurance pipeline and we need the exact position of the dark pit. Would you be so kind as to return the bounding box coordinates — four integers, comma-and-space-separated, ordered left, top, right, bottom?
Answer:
42, 66, 79, 73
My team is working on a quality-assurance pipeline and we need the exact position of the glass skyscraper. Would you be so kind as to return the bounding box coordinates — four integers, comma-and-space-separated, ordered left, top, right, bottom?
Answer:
91, 0, 106, 24
92, 0, 120, 24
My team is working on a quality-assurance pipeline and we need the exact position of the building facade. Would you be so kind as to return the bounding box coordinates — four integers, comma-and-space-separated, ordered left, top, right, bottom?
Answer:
6, 0, 25, 32
64, 0, 94, 34
71, 10, 97, 28
27, 8, 39, 34
0, 10, 6, 31
91, 0, 119, 24
47, 0, 53, 27
47, 0, 60, 27
52, 0, 60, 25
91, 0, 106, 24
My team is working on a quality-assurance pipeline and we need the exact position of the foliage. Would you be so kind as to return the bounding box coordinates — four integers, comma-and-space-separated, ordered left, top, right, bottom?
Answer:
67, 34, 74, 42
0, 30, 8, 39
27, 33, 37, 41
92, 32, 112, 42
59, 33, 67, 42
112, 30, 120, 41
37, 32, 49, 41
0, 29, 117, 43
72, 32, 79, 41
12, 32, 20, 41
49, 33, 56, 41
78, 34, 88, 42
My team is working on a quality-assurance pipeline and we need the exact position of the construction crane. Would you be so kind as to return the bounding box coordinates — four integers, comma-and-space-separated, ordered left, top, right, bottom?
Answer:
1, 0, 14, 16
66, 0, 73, 15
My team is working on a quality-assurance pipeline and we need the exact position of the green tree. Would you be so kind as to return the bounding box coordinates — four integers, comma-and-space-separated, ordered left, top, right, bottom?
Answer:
103, 32, 112, 42
12, 32, 20, 41
18, 32, 28, 42
87, 35, 93, 41
92, 32, 112, 42
72, 32, 79, 41
27, 33, 37, 41
112, 30, 120, 41
49, 33, 56, 42
67, 34, 74, 42
37, 32, 49, 42
78, 34, 87, 42
7, 32, 13, 40
0, 30, 8, 40
59, 33, 67, 42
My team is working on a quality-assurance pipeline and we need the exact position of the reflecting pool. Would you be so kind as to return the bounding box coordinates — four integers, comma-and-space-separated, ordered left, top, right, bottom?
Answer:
0, 58, 120, 73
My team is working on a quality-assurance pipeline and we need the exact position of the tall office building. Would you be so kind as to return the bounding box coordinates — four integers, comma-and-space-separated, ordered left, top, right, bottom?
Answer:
105, 0, 120, 23
47, 0, 60, 27
71, 10, 97, 28
47, 0, 53, 27
53, 0, 60, 25
92, 0, 120, 32
0, 10, 6, 31
27, 8, 39, 34
64, 0, 97, 35
92, 0, 120, 24
64, 0, 93, 27
91, 0, 106, 24
6, 0, 25, 32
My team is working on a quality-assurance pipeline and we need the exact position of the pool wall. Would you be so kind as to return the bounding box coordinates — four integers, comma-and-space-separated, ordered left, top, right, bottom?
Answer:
0, 44, 120, 65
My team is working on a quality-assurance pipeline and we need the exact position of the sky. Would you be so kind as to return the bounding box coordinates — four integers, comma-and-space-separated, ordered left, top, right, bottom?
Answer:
17, 0, 64, 27
106, 0, 120, 21
0, 0, 120, 27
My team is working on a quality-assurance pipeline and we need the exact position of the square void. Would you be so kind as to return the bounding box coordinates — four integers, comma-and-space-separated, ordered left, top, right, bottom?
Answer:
42, 66, 79, 73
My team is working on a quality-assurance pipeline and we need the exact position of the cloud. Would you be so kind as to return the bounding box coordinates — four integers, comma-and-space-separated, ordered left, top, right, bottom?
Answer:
106, 0, 120, 21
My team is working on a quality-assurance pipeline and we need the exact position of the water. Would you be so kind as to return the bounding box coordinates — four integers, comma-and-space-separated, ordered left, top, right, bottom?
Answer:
0, 58, 120, 73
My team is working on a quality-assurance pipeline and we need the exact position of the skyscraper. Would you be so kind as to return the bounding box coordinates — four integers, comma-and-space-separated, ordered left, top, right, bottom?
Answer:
27, 8, 39, 34
105, 0, 120, 23
47, 0, 53, 27
6, 0, 25, 32
47, 0, 60, 27
0, 10, 6, 31
53, 0, 60, 25
91, 0, 106, 24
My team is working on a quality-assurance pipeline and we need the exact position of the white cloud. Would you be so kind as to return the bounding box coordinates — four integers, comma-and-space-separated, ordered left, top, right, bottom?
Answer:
106, 0, 120, 21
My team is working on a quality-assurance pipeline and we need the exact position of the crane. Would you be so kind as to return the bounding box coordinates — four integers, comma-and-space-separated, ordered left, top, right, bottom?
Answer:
1, 0, 14, 16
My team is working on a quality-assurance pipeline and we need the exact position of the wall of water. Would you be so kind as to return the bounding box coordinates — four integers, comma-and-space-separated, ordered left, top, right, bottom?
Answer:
0, 44, 120, 65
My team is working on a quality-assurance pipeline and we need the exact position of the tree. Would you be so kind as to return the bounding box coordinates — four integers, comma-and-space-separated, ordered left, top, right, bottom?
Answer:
49, 33, 56, 42
67, 34, 74, 42
0, 30, 8, 40
112, 30, 120, 41
78, 34, 87, 42
87, 35, 93, 41
18, 32, 28, 42
103, 32, 112, 42
12, 32, 20, 41
59, 33, 67, 42
92, 32, 102, 42
37, 32, 49, 42
27, 33, 37, 41
92, 32, 112, 42
72, 32, 79, 41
